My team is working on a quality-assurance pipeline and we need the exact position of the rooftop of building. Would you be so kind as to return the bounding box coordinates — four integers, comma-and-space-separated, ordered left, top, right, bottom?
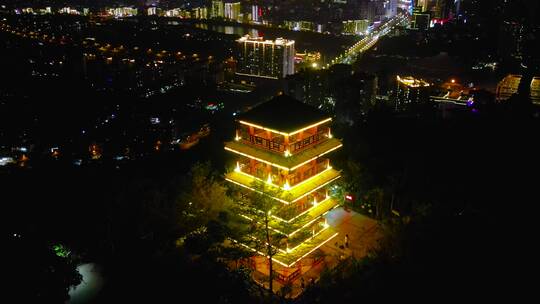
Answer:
237, 94, 331, 134
236, 34, 295, 46
397, 75, 431, 88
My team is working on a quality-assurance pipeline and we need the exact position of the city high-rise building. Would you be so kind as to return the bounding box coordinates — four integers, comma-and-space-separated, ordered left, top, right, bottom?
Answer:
147, 6, 157, 16
224, 2, 241, 21
236, 35, 295, 79
225, 94, 342, 282
364, 0, 387, 22
385, 0, 398, 18
415, 0, 428, 12
251, 5, 261, 22
531, 77, 540, 105
109, 7, 138, 17
397, 0, 413, 12
192, 7, 208, 19
211, 0, 224, 18
395, 75, 431, 110
496, 74, 540, 105
498, 20, 524, 61
411, 5, 430, 30
496, 74, 523, 101
342, 20, 369, 35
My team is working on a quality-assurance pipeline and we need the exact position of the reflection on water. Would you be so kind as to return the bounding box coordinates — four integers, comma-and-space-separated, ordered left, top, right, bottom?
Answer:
164, 20, 349, 59
193, 23, 259, 37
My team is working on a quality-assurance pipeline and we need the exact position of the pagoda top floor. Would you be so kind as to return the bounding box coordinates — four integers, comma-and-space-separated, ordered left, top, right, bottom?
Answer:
237, 94, 330, 136
233, 95, 340, 160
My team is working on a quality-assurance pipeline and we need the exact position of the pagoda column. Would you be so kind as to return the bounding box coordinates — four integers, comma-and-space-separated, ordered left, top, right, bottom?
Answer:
266, 163, 272, 182
250, 158, 256, 175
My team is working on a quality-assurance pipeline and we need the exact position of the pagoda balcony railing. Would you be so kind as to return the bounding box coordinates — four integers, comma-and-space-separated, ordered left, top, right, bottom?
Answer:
243, 134, 287, 153
239, 130, 330, 155
237, 159, 330, 189
288, 161, 328, 185
290, 131, 328, 154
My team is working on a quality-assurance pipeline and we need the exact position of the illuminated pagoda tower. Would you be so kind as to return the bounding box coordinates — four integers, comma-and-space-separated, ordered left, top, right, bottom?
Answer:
225, 95, 342, 282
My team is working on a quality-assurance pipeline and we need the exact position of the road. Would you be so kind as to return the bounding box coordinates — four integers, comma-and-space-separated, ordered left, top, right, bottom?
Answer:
327, 14, 409, 67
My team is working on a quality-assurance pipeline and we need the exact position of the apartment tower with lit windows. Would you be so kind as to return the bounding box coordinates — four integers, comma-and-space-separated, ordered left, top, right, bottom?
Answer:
236, 35, 295, 79
225, 95, 342, 281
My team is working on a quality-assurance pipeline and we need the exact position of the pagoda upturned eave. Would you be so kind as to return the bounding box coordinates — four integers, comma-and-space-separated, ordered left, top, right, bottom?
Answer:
225, 168, 341, 204
224, 138, 342, 171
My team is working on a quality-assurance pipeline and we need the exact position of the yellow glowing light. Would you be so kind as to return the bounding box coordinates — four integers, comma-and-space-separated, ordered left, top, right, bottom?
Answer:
226, 178, 291, 204
272, 197, 333, 223
238, 118, 332, 137
287, 223, 331, 253
283, 181, 291, 190
288, 216, 322, 237
284, 149, 291, 157
235, 230, 339, 267
231, 165, 340, 200
235, 135, 241, 141
311, 62, 318, 68
287, 232, 339, 267
235, 161, 241, 172
225, 143, 342, 172
289, 144, 343, 171
451, 79, 456, 83
224, 146, 290, 171
291, 175, 341, 203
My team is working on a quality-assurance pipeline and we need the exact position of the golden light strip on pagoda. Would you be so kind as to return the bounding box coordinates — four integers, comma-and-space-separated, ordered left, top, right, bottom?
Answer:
243, 207, 325, 238
287, 232, 339, 267
291, 175, 341, 203
286, 166, 332, 191
288, 216, 323, 237
289, 143, 343, 171
225, 178, 291, 205
232, 230, 339, 268
246, 223, 329, 256
227, 170, 341, 205
231, 239, 290, 267
225, 146, 290, 171
238, 117, 332, 137
271, 197, 332, 223
229, 167, 340, 202
288, 118, 333, 136
235, 165, 332, 192
240, 214, 289, 237
287, 223, 330, 253
226, 141, 342, 172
